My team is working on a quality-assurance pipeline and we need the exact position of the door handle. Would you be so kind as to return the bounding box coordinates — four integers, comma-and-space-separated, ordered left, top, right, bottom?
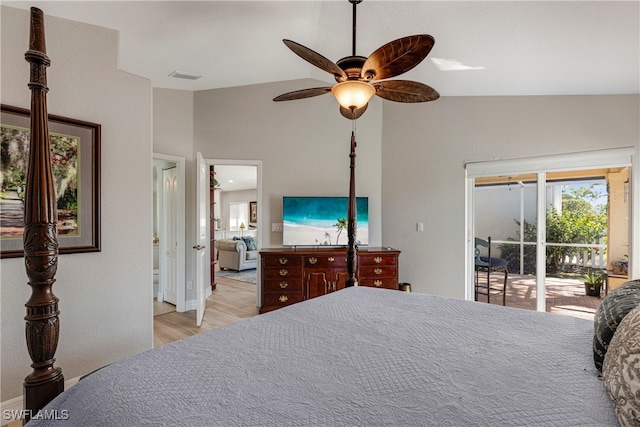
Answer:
192, 245, 205, 250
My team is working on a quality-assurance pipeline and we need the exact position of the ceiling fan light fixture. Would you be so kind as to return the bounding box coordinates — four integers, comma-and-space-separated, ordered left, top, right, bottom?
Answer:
331, 80, 376, 110
274, 0, 438, 119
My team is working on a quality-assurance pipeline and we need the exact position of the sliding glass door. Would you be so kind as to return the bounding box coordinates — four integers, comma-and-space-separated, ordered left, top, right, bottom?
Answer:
474, 176, 538, 309
466, 148, 635, 314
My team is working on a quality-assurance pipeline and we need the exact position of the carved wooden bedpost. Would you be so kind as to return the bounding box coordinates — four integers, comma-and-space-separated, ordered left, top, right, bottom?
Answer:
346, 131, 358, 287
23, 7, 64, 419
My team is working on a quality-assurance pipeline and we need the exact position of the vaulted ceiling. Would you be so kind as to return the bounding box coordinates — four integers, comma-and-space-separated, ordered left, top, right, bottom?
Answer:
5, 1, 639, 96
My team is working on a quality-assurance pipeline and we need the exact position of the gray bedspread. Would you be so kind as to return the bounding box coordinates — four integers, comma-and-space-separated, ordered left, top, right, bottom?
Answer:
27, 287, 616, 426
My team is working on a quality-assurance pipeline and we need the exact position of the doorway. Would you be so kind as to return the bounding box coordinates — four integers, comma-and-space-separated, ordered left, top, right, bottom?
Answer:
207, 158, 262, 309
152, 153, 186, 315
465, 148, 636, 316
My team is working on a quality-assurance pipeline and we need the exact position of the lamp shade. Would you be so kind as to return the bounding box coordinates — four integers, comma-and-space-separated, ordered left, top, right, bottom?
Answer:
331, 81, 376, 110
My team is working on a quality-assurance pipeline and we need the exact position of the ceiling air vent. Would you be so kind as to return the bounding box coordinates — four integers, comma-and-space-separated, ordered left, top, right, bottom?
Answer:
168, 71, 202, 80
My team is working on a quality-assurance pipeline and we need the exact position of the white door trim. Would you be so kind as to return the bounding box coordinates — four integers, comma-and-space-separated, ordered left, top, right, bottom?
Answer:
153, 153, 186, 313
465, 147, 635, 178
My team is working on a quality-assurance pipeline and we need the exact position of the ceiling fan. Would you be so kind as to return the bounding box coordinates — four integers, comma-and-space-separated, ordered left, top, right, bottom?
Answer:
273, 0, 439, 120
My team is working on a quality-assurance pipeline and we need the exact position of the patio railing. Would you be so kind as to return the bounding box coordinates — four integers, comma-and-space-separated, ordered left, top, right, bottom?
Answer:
491, 238, 606, 275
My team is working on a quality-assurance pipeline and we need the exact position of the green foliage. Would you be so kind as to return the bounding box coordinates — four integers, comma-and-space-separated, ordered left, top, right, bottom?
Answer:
498, 191, 608, 275
583, 269, 604, 285
1, 127, 78, 208
57, 186, 77, 212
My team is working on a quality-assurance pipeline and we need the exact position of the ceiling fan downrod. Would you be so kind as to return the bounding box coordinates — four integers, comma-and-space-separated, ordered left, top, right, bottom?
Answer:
350, 0, 363, 56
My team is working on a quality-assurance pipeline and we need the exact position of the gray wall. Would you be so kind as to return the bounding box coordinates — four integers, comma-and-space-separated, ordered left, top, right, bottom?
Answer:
381, 95, 640, 298
193, 80, 384, 248
0, 7, 153, 401
153, 82, 383, 304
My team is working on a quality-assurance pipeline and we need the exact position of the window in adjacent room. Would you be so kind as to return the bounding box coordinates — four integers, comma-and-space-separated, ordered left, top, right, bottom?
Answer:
229, 201, 249, 231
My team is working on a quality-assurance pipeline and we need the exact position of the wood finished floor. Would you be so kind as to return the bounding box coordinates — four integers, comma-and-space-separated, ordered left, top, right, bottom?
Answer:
153, 276, 259, 348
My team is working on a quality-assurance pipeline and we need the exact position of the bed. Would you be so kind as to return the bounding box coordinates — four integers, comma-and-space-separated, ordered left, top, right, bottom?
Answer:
26, 286, 617, 426
18, 7, 624, 427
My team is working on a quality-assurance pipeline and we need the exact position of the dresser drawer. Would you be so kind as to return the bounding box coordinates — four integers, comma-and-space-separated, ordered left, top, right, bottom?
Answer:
359, 254, 397, 267
263, 255, 303, 268
305, 254, 347, 267
262, 292, 304, 309
359, 277, 398, 290
359, 265, 397, 278
263, 267, 303, 280
263, 277, 303, 294
260, 247, 400, 313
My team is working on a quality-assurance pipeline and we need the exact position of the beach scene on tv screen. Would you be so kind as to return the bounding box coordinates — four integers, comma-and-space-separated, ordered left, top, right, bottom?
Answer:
283, 197, 369, 246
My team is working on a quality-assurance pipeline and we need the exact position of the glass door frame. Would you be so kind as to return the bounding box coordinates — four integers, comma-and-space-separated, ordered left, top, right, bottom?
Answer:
465, 147, 637, 310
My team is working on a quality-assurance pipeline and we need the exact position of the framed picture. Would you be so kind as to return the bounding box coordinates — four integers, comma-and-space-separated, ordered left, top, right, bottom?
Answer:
1, 104, 101, 258
249, 201, 257, 223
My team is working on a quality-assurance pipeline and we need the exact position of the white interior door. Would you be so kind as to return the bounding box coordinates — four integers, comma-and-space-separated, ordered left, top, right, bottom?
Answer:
195, 152, 210, 326
162, 167, 178, 305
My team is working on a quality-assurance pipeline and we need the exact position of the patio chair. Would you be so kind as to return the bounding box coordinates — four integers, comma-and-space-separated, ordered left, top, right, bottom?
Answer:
475, 237, 508, 305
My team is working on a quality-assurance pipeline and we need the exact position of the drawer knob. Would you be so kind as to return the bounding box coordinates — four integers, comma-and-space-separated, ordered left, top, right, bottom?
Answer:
328, 257, 335, 262
279, 269, 288, 276
279, 281, 288, 289
374, 268, 383, 275
374, 256, 382, 264
309, 257, 317, 265
279, 257, 288, 265
374, 280, 383, 287
279, 295, 289, 303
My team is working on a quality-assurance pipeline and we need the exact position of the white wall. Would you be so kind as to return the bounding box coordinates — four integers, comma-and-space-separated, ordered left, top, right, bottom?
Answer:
152, 82, 383, 303
475, 185, 537, 244
382, 95, 640, 298
220, 189, 258, 231
0, 7, 153, 401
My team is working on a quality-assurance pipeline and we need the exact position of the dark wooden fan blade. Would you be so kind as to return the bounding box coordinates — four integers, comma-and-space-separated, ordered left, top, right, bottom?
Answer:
373, 80, 439, 103
283, 39, 347, 81
362, 35, 435, 81
273, 87, 332, 102
339, 104, 368, 120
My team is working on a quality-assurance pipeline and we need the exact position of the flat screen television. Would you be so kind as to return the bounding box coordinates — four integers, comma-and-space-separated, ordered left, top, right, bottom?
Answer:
282, 196, 369, 247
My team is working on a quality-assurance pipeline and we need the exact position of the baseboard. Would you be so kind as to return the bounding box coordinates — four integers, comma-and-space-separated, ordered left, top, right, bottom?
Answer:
1, 376, 80, 426
184, 287, 212, 312
185, 299, 196, 311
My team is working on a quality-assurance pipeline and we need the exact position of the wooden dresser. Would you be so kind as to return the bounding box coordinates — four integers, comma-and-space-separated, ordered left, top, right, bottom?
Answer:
259, 247, 400, 313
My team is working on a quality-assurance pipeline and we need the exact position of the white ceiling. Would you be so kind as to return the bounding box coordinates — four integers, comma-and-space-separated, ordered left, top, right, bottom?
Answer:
213, 164, 257, 192
4, 1, 639, 97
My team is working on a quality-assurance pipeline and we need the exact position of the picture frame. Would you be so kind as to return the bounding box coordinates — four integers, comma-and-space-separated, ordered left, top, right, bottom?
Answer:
1, 104, 101, 258
249, 201, 257, 223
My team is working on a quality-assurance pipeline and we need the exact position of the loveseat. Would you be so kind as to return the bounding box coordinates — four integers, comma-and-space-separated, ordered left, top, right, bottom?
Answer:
214, 237, 258, 271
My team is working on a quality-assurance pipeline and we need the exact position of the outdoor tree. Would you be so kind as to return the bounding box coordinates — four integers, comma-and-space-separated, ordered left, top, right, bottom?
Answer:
500, 183, 607, 275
